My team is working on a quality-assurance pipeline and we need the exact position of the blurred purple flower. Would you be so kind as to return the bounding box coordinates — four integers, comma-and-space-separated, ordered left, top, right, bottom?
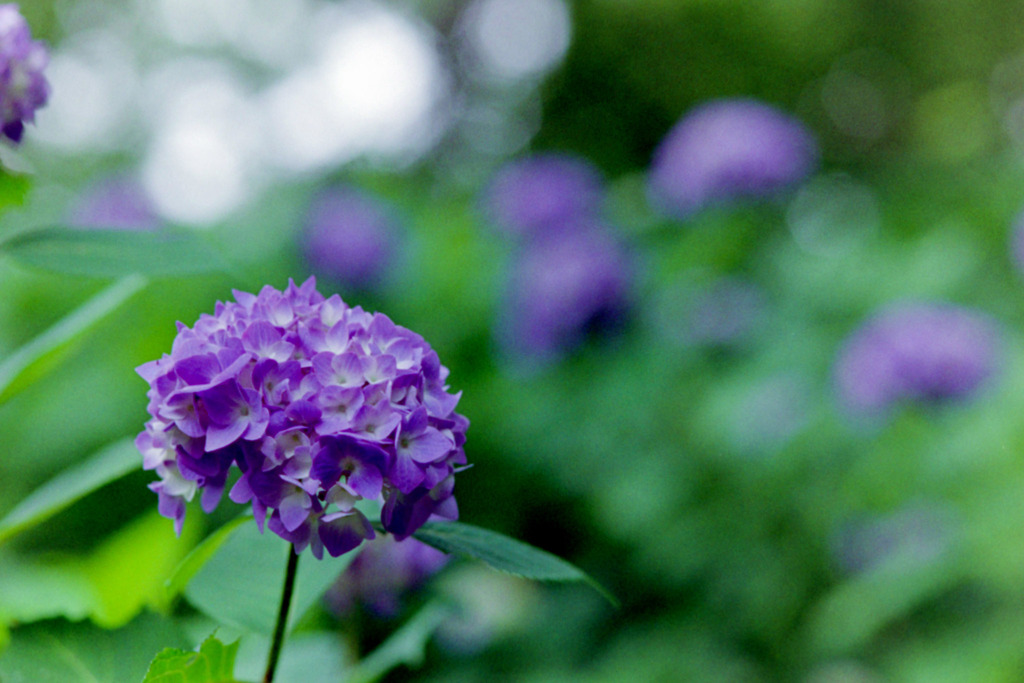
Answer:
648, 98, 817, 218
302, 187, 399, 291
136, 278, 468, 558
499, 226, 632, 362
484, 153, 604, 239
68, 175, 157, 230
0, 4, 49, 144
834, 302, 1001, 416
325, 535, 449, 618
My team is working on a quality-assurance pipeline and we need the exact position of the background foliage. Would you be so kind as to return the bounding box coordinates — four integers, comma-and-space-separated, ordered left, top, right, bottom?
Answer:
5, 0, 1024, 680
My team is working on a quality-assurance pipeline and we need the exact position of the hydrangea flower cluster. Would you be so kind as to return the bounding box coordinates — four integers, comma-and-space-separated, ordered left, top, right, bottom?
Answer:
136, 278, 468, 558
647, 98, 817, 218
325, 535, 449, 618
834, 302, 1001, 416
484, 153, 604, 239
302, 187, 399, 291
0, 4, 49, 144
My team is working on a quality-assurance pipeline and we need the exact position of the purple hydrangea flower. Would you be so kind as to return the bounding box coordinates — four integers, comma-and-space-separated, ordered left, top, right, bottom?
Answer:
301, 187, 398, 291
325, 535, 449, 618
499, 226, 632, 362
484, 153, 604, 239
834, 302, 1001, 416
647, 98, 817, 218
136, 278, 469, 558
68, 175, 157, 230
0, 4, 49, 144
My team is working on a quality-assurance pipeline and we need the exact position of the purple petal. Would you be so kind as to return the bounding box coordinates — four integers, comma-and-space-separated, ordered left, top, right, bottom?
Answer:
279, 492, 312, 532
156, 491, 187, 537
204, 419, 247, 452
401, 428, 453, 464
229, 473, 254, 504
319, 510, 375, 557
390, 452, 425, 494
348, 461, 384, 500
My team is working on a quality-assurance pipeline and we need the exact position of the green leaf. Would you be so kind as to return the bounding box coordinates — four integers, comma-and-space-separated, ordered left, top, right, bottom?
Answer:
142, 634, 241, 683
803, 548, 961, 656
0, 274, 147, 404
0, 170, 29, 214
0, 438, 141, 545
85, 510, 200, 628
0, 612, 188, 683
408, 521, 618, 606
184, 520, 360, 635
347, 600, 453, 683
0, 553, 96, 624
0, 510, 199, 628
0, 227, 232, 278
162, 516, 252, 606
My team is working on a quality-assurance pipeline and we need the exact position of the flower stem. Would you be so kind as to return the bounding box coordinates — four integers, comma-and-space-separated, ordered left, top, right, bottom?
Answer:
263, 545, 300, 683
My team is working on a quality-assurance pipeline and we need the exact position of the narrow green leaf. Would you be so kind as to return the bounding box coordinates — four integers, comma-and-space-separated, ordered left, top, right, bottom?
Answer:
0, 612, 188, 683
0, 226, 232, 278
184, 520, 360, 635
162, 515, 252, 606
0, 438, 140, 545
408, 521, 618, 606
142, 634, 241, 683
0, 274, 147, 404
347, 600, 453, 683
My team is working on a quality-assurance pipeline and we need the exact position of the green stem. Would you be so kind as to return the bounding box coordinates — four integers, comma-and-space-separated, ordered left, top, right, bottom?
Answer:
263, 545, 300, 683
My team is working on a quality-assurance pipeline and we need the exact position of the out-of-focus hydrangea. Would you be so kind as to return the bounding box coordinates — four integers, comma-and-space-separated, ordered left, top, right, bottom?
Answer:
302, 187, 399, 291
834, 302, 1001, 416
0, 4, 49, 144
484, 153, 604, 239
136, 278, 469, 558
499, 226, 632, 362
67, 175, 157, 230
647, 98, 817, 218
325, 535, 448, 618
